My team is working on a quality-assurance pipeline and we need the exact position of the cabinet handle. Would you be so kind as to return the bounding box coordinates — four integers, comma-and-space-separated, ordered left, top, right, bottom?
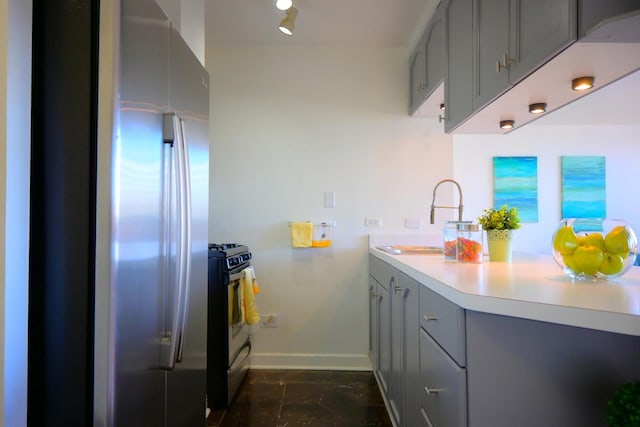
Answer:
423, 315, 438, 321
424, 386, 443, 395
496, 53, 511, 73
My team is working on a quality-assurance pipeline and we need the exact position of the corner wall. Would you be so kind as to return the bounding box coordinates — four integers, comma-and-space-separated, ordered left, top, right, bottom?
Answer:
205, 44, 454, 369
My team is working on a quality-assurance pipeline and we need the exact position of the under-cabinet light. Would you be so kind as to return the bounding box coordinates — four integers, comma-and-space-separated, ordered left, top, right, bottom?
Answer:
500, 120, 515, 129
571, 76, 595, 91
529, 103, 547, 114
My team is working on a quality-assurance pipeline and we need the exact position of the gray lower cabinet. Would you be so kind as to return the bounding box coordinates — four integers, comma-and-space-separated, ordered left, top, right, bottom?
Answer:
420, 328, 467, 427
369, 256, 421, 427
419, 282, 467, 427
390, 273, 420, 427
370, 255, 640, 427
369, 255, 393, 397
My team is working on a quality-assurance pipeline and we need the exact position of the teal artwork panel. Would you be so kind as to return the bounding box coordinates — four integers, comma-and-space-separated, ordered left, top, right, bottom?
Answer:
561, 156, 606, 219
493, 156, 538, 223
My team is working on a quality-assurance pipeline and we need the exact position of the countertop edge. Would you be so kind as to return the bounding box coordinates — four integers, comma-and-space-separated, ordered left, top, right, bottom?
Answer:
370, 248, 640, 337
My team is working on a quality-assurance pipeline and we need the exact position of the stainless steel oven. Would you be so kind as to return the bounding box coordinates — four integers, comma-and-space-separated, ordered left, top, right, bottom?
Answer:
207, 243, 253, 409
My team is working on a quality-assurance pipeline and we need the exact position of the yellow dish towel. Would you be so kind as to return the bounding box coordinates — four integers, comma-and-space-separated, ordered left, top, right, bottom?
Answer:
243, 266, 261, 325
291, 222, 313, 248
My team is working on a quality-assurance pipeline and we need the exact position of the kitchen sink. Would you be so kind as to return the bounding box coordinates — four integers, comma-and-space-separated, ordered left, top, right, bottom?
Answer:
375, 245, 443, 255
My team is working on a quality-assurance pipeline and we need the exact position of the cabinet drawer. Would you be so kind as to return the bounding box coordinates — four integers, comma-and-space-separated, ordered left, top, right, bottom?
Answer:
420, 328, 467, 427
420, 284, 466, 365
369, 254, 399, 292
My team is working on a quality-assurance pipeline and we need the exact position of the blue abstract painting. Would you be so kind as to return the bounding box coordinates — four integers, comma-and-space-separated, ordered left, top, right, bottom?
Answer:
561, 156, 606, 219
493, 156, 538, 223
493, 156, 538, 222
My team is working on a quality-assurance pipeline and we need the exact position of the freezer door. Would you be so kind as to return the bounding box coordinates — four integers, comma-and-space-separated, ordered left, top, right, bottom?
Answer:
164, 24, 210, 427
109, 0, 170, 426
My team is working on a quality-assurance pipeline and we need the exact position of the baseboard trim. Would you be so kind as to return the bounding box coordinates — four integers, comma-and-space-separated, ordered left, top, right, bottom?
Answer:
250, 352, 373, 371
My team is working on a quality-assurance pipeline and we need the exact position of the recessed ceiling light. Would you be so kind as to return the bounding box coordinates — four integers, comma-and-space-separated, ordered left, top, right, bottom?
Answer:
500, 120, 515, 129
529, 103, 547, 114
571, 76, 595, 91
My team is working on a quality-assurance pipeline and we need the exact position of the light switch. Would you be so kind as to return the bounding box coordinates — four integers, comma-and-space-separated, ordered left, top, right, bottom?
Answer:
324, 191, 336, 208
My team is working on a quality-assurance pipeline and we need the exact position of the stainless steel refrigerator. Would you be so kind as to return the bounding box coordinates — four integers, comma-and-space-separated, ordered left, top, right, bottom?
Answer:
28, 0, 209, 426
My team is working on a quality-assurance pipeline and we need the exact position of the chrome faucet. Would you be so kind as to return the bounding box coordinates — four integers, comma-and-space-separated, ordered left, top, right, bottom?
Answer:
430, 179, 463, 224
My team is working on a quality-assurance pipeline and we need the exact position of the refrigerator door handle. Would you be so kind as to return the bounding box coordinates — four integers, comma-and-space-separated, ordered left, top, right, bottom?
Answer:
176, 116, 192, 363
160, 112, 187, 370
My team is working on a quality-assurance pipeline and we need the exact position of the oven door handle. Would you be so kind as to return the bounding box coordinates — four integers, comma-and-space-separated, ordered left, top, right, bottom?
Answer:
228, 270, 245, 283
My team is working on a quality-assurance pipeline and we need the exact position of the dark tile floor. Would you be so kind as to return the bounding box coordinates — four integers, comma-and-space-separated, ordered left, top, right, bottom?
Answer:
207, 369, 393, 427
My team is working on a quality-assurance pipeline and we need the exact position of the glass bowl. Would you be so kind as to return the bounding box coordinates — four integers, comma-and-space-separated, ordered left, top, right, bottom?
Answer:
551, 218, 638, 280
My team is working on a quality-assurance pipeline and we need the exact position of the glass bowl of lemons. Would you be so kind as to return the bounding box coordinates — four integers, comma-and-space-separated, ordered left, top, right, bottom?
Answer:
551, 218, 638, 280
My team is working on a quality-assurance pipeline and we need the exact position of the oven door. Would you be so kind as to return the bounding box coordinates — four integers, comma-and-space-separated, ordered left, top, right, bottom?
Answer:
227, 265, 251, 362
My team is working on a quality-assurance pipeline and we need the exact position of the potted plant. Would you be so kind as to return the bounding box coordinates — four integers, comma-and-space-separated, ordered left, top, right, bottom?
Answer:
607, 380, 640, 427
477, 204, 521, 262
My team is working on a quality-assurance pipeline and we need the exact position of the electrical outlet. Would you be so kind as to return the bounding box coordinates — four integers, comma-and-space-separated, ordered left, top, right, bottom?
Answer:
365, 217, 383, 228
260, 314, 278, 328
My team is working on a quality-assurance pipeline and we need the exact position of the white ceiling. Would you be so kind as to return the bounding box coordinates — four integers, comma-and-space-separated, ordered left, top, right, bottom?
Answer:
205, 0, 438, 48
204, 0, 640, 127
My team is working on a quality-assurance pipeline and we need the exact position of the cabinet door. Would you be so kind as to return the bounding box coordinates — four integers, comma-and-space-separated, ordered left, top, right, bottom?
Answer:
401, 274, 422, 427
444, 0, 474, 132
508, 0, 577, 84
388, 274, 402, 425
409, 34, 428, 114
390, 273, 420, 427
472, 0, 510, 110
377, 280, 391, 397
425, 3, 445, 98
420, 328, 467, 427
369, 276, 379, 370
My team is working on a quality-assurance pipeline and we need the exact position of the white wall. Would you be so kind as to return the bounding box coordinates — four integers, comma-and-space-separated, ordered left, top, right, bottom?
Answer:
205, 44, 454, 368
453, 124, 640, 254
1, 0, 31, 425
156, 0, 205, 65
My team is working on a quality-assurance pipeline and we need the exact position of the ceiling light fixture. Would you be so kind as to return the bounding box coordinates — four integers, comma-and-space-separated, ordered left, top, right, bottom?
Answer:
528, 102, 547, 114
278, 7, 298, 36
571, 76, 595, 91
500, 120, 515, 129
275, 0, 293, 11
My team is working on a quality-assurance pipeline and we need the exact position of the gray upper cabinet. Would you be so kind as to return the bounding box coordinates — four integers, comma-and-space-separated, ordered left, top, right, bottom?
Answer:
472, 0, 510, 110
434, 0, 640, 133
410, 2, 445, 116
409, 33, 428, 114
508, 0, 577, 82
472, 0, 577, 111
444, 0, 473, 132
425, 5, 445, 97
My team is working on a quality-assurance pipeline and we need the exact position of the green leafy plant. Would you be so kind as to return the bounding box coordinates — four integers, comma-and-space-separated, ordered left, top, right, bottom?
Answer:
607, 380, 640, 427
477, 204, 521, 230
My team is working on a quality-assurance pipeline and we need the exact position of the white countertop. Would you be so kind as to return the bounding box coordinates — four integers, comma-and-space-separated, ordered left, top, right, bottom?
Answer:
369, 234, 640, 336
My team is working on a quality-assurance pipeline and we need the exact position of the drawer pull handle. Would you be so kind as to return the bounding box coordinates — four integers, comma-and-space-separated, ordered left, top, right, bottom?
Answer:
423, 315, 438, 321
424, 386, 443, 395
